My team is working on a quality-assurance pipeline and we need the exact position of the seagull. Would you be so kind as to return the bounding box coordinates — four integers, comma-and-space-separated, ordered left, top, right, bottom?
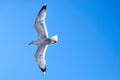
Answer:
29, 3, 58, 73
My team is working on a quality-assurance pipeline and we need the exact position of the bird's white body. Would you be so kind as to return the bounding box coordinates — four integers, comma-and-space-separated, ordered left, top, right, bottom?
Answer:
29, 3, 58, 73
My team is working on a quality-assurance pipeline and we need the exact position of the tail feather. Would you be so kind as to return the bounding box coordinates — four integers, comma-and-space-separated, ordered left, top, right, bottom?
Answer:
51, 35, 58, 42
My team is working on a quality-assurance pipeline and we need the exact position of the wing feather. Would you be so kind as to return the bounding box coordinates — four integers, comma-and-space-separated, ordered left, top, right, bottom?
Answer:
34, 4, 48, 39
35, 44, 48, 72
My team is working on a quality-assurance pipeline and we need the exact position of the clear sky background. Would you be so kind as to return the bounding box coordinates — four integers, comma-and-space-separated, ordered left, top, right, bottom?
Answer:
0, 0, 119, 80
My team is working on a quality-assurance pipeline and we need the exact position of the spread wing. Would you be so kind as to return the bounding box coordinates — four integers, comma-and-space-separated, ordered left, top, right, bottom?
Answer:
34, 4, 48, 40
35, 44, 48, 73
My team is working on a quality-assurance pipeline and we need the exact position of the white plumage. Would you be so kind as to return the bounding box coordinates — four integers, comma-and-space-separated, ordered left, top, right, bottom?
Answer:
29, 3, 58, 73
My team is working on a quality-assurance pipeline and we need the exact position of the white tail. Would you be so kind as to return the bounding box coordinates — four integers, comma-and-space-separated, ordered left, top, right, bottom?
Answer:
51, 35, 58, 42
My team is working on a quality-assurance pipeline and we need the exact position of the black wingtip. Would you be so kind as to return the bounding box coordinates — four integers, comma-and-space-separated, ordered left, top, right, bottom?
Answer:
40, 3, 47, 12
40, 66, 46, 73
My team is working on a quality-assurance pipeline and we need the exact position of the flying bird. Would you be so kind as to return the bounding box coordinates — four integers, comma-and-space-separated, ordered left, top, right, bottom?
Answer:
29, 3, 58, 73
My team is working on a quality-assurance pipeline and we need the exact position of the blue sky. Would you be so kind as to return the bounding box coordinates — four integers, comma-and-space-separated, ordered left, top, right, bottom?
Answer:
0, 0, 119, 80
